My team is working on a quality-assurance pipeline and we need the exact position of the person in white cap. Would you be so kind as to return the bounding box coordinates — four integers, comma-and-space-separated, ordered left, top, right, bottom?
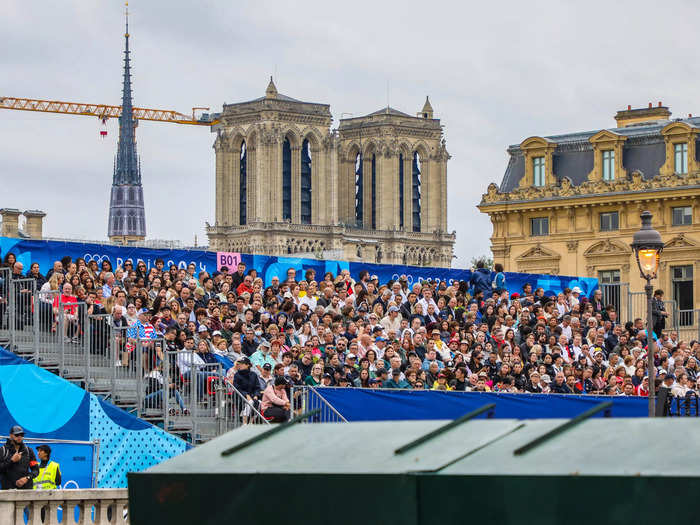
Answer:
570, 286, 582, 307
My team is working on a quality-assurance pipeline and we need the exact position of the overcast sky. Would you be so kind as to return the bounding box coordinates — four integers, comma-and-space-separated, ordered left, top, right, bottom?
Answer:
3, 1, 698, 266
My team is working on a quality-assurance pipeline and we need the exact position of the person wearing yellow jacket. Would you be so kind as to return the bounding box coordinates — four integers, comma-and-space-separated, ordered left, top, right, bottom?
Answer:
33, 445, 61, 490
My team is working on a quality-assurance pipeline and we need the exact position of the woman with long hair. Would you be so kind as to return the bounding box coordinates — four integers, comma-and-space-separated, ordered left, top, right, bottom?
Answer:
304, 363, 324, 386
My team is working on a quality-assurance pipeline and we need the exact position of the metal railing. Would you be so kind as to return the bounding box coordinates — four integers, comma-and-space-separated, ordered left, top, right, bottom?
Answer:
212, 379, 271, 434
290, 386, 348, 423
664, 391, 700, 417
678, 309, 700, 342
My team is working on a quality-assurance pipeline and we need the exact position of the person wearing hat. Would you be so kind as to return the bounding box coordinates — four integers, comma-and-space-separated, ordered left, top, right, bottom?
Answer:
380, 305, 402, 334
124, 307, 157, 367
570, 286, 582, 307
368, 377, 383, 389
34, 445, 61, 490
0, 426, 38, 490
232, 357, 262, 424
258, 362, 275, 390
383, 368, 410, 389
250, 339, 277, 374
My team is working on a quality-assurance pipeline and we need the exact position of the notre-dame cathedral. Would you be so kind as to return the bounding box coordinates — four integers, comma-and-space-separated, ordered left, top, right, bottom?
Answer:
206, 78, 455, 267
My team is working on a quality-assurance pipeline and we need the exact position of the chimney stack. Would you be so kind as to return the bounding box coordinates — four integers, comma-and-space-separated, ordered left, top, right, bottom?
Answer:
23, 210, 47, 239
0, 208, 22, 238
614, 104, 671, 128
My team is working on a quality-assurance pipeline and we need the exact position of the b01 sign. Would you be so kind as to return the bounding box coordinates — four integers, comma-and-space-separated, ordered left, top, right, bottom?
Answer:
217, 252, 241, 271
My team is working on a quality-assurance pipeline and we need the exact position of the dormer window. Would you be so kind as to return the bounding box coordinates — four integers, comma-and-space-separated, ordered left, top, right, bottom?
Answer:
674, 143, 688, 174
660, 122, 697, 177
602, 150, 615, 181
533, 157, 545, 187
518, 136, 556, 189
587, 130, 626, 183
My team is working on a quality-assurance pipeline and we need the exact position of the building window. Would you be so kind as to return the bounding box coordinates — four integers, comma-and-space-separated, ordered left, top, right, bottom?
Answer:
282, 138, 292, 221
672, 206, 692, 226
600, 211, 619, 231
533, 156, 545, 187
672, 265, 694, 326
598, 269, 621, 313
412, 152, 422, 232
674, 143, 688, 174
398, 153, 404, 229
530, 217, 549, 236
602, 150, 615, 181
355, 153, 363, 227
239, 141, 247, 225
300, 139, 312, 224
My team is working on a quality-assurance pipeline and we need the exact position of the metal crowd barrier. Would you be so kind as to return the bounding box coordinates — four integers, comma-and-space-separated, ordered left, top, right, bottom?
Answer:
212, 379, 270, 434
290, 386, 348, 423
0, 268, 10, 346
665, 392, 699, 417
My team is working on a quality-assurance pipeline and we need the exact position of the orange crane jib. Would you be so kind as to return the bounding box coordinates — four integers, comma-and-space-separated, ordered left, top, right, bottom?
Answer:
0, 96, 218, 126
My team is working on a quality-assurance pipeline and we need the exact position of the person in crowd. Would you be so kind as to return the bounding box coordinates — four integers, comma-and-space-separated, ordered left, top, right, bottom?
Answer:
6, 251, 699, 426
261, 377, 291, 422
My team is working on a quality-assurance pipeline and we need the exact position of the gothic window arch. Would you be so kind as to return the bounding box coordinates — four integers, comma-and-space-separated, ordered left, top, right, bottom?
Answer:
116, 188, 124, 203
412, 152, 422, 232
129, 187, 136, 202
113, 211, 122, 233
127, 211, 136, 232
240, 141, 247, 225
282, 138, 292, 221
301, 139, 312, 224
355, 152, 363, 227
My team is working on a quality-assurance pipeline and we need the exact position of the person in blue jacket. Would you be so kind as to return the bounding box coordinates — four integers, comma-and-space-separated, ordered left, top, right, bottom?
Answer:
469, 261, 492, 298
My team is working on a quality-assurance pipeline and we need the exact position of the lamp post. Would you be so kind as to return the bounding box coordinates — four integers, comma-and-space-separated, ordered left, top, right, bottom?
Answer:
630, 211, 664, 417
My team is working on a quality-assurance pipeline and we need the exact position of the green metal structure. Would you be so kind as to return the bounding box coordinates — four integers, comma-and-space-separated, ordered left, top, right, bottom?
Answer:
129, 410, 700, 524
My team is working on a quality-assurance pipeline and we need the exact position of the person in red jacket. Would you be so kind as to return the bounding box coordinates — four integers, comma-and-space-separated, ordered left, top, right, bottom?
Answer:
236, 275, 254, 296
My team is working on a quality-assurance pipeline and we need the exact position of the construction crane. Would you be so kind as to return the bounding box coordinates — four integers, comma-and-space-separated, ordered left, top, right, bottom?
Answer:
0, 96, 219, 129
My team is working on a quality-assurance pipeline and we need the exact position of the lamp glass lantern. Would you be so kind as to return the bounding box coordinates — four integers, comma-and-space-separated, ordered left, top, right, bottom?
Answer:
630, 211, 664, 280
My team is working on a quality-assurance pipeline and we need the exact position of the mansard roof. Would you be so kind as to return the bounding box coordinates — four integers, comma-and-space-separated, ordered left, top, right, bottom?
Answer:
499, 116, 700, 193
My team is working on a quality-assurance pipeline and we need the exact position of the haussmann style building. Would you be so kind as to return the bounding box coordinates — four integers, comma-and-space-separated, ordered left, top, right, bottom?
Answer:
479, 103, 700, 332
205, 78, 455, 267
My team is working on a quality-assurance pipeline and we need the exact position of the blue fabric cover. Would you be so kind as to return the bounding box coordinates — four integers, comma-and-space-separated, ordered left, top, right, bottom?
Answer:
314, 388, 647, 421
0, 346, 189, 487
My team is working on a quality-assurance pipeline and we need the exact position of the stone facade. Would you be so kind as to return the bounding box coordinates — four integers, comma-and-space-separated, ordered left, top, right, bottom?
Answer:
479, 104, 700, 313
206, 79, 455, 267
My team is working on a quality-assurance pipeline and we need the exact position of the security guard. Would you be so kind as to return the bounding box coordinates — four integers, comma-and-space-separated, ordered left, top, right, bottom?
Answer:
34, 445, 61, 490
0, 426, 38, 490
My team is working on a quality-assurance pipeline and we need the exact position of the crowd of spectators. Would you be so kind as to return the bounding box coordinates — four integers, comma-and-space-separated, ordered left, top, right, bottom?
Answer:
2, 253, 700, 421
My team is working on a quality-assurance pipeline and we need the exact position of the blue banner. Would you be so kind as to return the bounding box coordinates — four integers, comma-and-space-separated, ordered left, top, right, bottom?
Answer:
19, 439, 95, 488
0, 237, 598, 298
313, 388, 646, 420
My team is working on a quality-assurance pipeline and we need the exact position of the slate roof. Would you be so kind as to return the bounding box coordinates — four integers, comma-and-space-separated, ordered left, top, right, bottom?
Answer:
366, 106, 413, 118
499, 116, 700, 192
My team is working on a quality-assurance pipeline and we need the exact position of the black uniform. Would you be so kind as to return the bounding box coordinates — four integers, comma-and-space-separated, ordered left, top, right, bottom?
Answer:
0, 439, 39, 489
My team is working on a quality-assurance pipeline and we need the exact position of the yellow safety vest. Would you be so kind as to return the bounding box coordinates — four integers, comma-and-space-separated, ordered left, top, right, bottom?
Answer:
33, 461, 60, 490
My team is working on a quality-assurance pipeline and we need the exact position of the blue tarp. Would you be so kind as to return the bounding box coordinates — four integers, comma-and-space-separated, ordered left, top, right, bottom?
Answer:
314, 388, 647, 420
0, 346, 189, 488
0, 237, 598, 297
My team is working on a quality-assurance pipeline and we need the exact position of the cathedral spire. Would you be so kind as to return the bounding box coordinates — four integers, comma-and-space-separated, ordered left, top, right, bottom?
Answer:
113, 1, 140, 185
108, 2, 146, 243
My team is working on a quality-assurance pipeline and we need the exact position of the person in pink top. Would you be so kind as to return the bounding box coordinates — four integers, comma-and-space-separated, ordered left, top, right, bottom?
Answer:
261, 377, 290, 422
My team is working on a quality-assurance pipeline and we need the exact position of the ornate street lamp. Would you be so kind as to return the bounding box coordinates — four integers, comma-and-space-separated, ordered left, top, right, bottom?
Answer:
630, 211, 664, 417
